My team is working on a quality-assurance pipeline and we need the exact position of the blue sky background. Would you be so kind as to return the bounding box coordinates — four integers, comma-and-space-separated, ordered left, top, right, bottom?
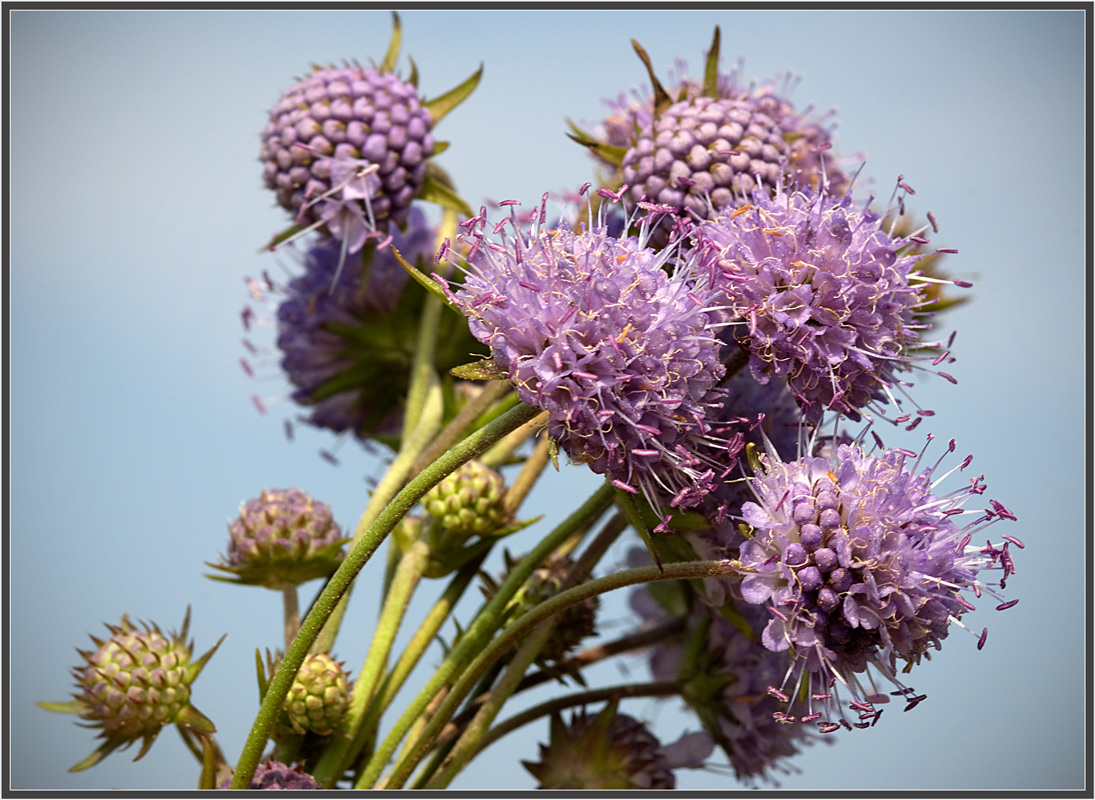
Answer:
8, 7, 1087, 792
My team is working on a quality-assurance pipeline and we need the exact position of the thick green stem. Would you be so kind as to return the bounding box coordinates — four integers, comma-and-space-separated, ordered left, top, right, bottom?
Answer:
227, 401, 543, 789
379, 559, 739, 789
354, 483, 616, 790
310, 539, 430, 787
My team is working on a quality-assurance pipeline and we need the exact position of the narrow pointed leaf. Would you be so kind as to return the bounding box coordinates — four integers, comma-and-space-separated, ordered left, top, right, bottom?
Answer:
198, 735, 218, 790
36, 699, 86, 714
450, 358, 508, 381
379, 11, 402, 74
432, 140, 450, 156
631, 38, 672, 114
261, 223, 307, 253
407, 54, 419, 89
417, 168, 474, 219
564, 132, 629, 167
255, 648, 269, 701
423, 64, 483, 125
613, 483, 663, 571
702, 26, 721, 98
391, 246, 464, 315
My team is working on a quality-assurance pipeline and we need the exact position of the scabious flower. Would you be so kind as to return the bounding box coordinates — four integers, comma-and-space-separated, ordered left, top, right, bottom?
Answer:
261, 64, 435, 245
207, 489, 347, 589
219, 760, 319, 790
242, 208, 487, 444
697, 179, 958, 423
629, 557, 815, 785
522, 702, 711, 789
734, 436, 1021, 731
38, 610, 222, 772
438, 192, 743, 517
577, 32, 848, 245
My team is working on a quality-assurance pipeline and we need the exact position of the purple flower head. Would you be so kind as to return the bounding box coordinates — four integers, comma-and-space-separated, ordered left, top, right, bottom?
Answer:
734, 436, 1021, 731
261, 65, 435, 245
628, 565, 816, 785
439, 193, 744, 517
219, 760, 319, 790
698, 178, 957, 424
239, 208, 486, 445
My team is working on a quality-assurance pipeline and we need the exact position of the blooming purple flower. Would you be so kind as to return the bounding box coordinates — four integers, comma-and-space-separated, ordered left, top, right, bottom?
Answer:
697, 180, 954, 423
735, 436, 1020, 731
439, 194, 743, 516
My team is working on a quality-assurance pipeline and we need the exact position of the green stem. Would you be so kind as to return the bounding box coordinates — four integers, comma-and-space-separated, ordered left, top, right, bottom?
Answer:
379, 559, 739, 789
281, 586, 299, 653
227, 401, 543, 789
422, 512, 627, 789
310, 369, 442, 656
477, 681, 682, 757
410, 380, 511, 477
310, 539, 430, 787
353, 483, 616, 790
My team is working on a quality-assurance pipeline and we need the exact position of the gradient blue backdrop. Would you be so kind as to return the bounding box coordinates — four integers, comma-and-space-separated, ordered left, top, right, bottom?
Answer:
9, 7, 1088, 792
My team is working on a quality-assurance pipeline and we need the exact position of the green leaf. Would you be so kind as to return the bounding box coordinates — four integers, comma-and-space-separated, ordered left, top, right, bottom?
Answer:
197, 735, 218, 790
379, 11, 402, 74
630, 38, 673, 115
564, 131, 629, 167
613, 483, 662, 571
261, 223, 308, 253
407, 54, 419, 89
423, 64, 483, 126
36, 699, 85, 714
702, 26, 721, 98
391, 245, 464, 316
432, 140, 450, 156
417, 167, 474, 219
450, 359, 507, 381
255, 649, 269, 702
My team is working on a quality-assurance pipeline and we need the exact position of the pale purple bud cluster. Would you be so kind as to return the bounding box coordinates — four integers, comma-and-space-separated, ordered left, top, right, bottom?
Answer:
220, 760, 319, 790
622, 95, 789, 220
439, 195, 743, 516
698, 181, 950, 423
736, 438, 1020, 731
261, 66, 435, 240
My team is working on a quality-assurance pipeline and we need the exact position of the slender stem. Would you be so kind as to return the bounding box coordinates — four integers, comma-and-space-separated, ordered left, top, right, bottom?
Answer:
353, 483, 616, 790
478, 681, 682, 756
310, 370, 443, 656
422, 512, 627, 789
281, 586, 299, 652
410, 380, 511, 476
310, 539, 430, 787
439, 617, 686, 748
502, 434, 552, 517
379, 559, 739, 789
479, 408, 548, 469
228, 401, 543, 789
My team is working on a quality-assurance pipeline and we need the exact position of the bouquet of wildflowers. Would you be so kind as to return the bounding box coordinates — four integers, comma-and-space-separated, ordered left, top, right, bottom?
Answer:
39, 13, 1024, 790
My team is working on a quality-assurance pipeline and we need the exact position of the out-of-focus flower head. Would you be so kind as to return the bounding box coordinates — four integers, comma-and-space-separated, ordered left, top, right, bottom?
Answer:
522, 701, 711, 789
734, 435, 1021, 731
241, 207, 488, 448
219, 760, 320, 790
437, 188, 746, 520
206, 488, 347, 589
697, 176, 961, 424
38, 609, 223, 772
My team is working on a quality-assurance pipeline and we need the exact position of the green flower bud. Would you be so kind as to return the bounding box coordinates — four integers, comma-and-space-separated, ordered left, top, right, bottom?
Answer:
283, 653, 351, 736
423, 459, 509, 540
38, 608, 222, 772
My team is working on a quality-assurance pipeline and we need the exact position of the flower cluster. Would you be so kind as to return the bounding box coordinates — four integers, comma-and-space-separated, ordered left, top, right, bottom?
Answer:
438, 195, 744, 515
735, 437, 1020, 730
695, 180, 952, 423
